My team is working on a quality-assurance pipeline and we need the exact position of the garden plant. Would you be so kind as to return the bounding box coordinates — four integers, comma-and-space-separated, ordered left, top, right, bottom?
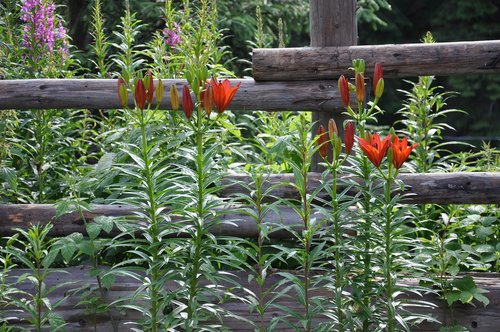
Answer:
0, 0, 498, 331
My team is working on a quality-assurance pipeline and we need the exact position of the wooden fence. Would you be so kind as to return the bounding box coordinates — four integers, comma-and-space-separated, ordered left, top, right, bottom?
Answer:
1, 0, 500, 330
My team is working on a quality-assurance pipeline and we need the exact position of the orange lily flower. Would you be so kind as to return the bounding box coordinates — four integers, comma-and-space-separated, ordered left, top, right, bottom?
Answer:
391, 136, 418, 169
211, 77, 241, 114
358, 133, 392, 167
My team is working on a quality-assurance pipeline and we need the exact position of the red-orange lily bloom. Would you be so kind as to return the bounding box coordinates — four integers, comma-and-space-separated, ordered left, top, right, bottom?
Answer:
358, 133, 392, 167
316, 125, 328, 158
391, 136, 419, 169
211, 77, 241, 114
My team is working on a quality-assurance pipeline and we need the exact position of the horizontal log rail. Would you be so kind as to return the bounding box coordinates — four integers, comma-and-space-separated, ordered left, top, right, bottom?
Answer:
0, 78, 346, 111
222, 172, 500, 205
3, 266, 499, 331
252, 40, 500, 81
0, 172, 498, 238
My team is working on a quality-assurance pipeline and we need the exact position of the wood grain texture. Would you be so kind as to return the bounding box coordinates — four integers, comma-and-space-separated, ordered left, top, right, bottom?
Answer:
0, 78, 346, 111
221, 172, 500, 205
0, 173, 498, 238
3, 266, 499, 331
309, 0, 357, 171
252, 40, 500, 81
0, 204, 311, 238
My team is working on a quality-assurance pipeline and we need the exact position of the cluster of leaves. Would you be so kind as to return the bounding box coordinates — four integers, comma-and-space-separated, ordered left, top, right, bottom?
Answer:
0, 1, 498, 332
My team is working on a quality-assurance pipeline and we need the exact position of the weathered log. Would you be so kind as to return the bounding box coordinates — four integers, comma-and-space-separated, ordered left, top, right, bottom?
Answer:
0, 204, 311, 238
0, 78, 346, 111
309, 0, 357, 171
2, 266, 499, 331
0, 172, 497, 238
222, 172, 500, 205
252, 40, 500, 81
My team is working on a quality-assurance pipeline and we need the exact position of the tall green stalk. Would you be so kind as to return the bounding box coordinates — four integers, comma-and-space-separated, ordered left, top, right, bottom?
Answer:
185, 107, 205, 330
382, 168, 396, 332
138, 107, 162, 331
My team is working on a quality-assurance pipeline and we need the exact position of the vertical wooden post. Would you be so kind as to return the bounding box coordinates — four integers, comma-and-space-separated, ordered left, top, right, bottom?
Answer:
310, 0, 358, 171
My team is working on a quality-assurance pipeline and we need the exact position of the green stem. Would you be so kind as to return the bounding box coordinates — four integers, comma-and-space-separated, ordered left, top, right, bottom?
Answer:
187, 108, 204, 331
302, 150, 311, 332
361, 157, 372, 331
331, 165, 344, 331
255, 175, 266, 332
384, 171, 395, 332
138, 109, 160, 332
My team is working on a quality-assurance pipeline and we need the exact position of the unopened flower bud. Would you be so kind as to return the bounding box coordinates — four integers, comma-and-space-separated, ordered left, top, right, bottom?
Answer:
170, 85, 179, 111
344, 121, 355, 155
118, 78, 128, 108
134, 79, 146, 110
334, 137, 342, 159
182, 85, 193, 120
338, 75, 350, 108
145, 70, 154, 104
201, 85, 213, 117
328, 118, 338, 141
316, 125, 328, 158
352, 58, 365, 74
375, 78, 384, 99
156, 79, 164, 104
355, 73, 365, 103
373, 63, 383, 93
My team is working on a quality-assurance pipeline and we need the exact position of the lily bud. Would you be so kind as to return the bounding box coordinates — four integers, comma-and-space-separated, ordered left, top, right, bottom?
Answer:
134, 79, 146, 110
389, 127, 396, 142
316, 125, 328, 158
344, 121, 355, 155
328, 118, 338, 141
145, 70, 154, 104
373, 63, 383, 93
201, 85, 213, 116
352, 58, 365, 74
375, 78, 384, 99
355, 73, 365, 104
334, 137, 342, 159
338, 75, 350, 108
156, 79, 164, 105
118, 78, 128, 108
170, 85, 179, 111
386, 147, 394, 164
182, 85, 193, 120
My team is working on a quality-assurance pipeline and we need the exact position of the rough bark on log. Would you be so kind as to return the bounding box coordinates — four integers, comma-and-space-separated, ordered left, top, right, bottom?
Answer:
252, 40, 500, 81
309, 0, 357, 172
2, 266, 499, 331
0, 172, 498, 238
0, 78, 346, 111
0, 204, 311, 238
221, 172, 500, 205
